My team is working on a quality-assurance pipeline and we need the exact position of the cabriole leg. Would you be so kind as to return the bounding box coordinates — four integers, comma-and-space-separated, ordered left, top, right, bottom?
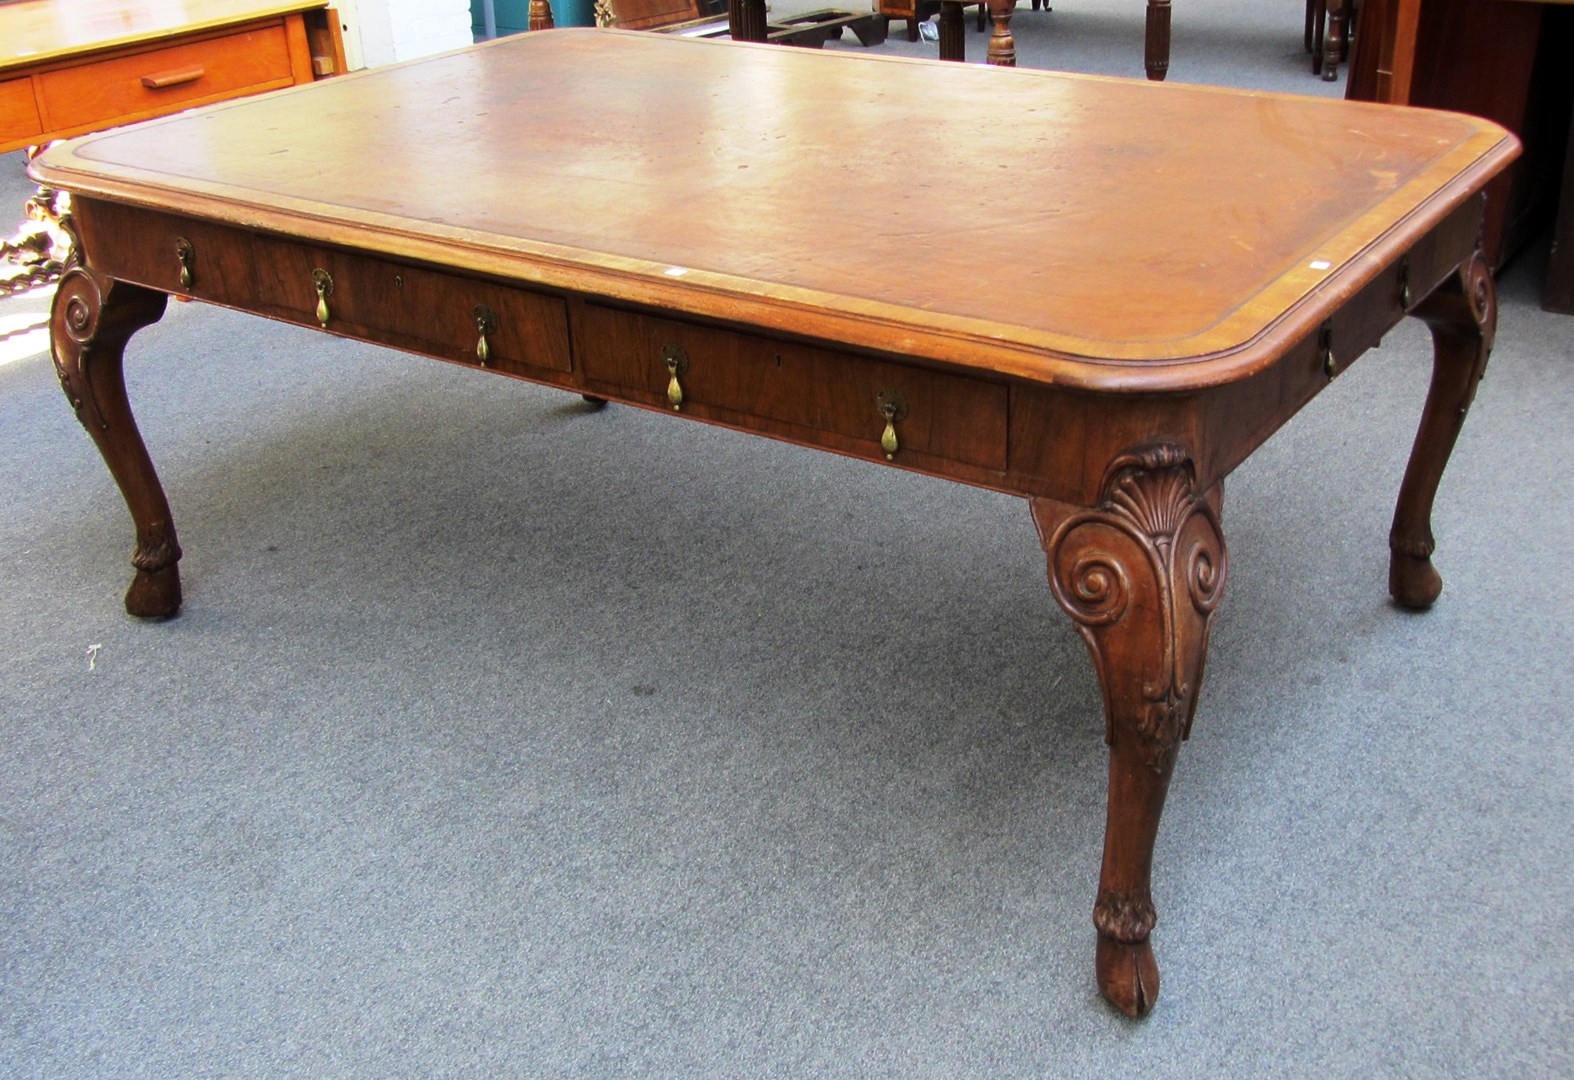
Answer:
1031, 444, 1227, 1017
1389, 252, 1496, 610
51, 266, 178, 617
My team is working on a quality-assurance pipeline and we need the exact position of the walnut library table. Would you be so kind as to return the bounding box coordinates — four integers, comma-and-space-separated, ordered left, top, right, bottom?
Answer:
31, 31, 1517, 1016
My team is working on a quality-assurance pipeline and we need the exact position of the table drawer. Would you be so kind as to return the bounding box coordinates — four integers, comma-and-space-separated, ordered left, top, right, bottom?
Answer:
37, 25, 296, 133
238, 237, 574, 376
576, 303, 1008, 471
73, 200, 573, 378
1, 77, 42, 147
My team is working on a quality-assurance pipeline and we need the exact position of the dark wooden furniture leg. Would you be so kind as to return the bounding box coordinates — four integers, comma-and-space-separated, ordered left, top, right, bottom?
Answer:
50, 266, 178, 617
1320, 0, 1345, 81
1389, 251, 1496, 610
1144, 0, 1170, 80
939, 1, 965, 60
1543, 107, 1574, 314
1031, 444, 1227, 1017
987, 0, 1017, 66
729, 0, 769, 41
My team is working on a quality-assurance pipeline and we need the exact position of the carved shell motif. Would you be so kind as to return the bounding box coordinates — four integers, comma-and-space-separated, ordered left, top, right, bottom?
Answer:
1047, 444, 1227, 773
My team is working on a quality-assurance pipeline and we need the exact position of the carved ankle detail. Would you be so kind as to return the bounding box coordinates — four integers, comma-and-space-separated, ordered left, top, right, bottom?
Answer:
1094, 889, 1157, 943
1389, 528, 1435, 560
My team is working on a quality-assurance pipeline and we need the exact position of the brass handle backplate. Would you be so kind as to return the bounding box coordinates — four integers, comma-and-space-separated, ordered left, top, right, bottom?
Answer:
662, 342, 689, 411
175, 237, 194, 290
312, 268, 333, 328
877, 389, 909, 460
474, 305, 498, 366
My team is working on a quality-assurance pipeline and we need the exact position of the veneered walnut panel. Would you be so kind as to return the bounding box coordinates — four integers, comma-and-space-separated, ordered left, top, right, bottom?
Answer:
576, 302, 1008, 472
72, 199, 262, 300
240, 238, 573, 375
36, 25, 296, 133
0, 77, 41, 147
73, 198, 573, 377
1008, 387, 1206, 505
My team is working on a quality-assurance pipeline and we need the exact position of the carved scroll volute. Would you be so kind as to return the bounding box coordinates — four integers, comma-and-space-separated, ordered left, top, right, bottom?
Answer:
51, 265, 181, 618
1043, 445, 1226, 773
52, 267, 168, 434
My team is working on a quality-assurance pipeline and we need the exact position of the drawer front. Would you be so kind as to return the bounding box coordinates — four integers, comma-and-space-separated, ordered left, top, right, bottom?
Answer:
73, 200, 572, 377
576, 303, 1008, 471
37, 25, 296, 132
1, 77, 42, 149
245, 238, 573, 376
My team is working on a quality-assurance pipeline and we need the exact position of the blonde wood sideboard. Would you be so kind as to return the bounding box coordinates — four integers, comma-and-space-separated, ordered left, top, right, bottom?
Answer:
1, 0, 346, 155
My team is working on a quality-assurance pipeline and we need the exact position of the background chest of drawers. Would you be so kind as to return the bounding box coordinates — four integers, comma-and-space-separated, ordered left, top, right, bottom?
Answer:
2, 0, 346, 155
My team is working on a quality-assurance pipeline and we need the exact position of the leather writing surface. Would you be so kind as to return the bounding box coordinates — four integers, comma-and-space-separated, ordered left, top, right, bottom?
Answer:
36, 31, 1515, 377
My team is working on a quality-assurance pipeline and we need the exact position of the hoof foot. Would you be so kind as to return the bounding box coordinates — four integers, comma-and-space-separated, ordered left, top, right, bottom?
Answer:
581, 394, 608, 410
124, 565, 181, 619
1389, 553, 1442, 610
1096, 935, 1160, 1017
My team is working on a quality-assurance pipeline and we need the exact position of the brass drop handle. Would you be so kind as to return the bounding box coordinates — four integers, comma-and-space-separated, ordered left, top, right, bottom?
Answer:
1398, 257, 1412, 310
312, 268, 333, 328
661, 343, 688, 412
881, 403, 899, 459
175, 237, 194, 289
1320, 321, 1337, 379
877, 389, 908, 461
474, 305, 497, 367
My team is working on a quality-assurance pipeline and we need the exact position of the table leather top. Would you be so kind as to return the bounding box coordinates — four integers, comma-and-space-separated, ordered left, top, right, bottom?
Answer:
32, 30, 1517, 386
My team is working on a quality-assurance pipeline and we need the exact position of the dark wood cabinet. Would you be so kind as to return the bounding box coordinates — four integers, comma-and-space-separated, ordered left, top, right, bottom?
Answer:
1347, 0, 1574, 312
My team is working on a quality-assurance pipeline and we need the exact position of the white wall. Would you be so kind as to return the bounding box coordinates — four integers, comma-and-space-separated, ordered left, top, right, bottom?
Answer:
341, 0, 475, 68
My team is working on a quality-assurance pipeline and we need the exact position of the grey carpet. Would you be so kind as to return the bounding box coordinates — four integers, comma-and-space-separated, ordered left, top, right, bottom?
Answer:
3, 2, 1572, 1075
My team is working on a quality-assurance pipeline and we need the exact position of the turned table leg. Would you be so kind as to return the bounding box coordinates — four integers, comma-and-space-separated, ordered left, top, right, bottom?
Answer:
1390, 251, 1496, 610
729, 0, 769, 42
528, 0, 554, 29
1031, 444, 1227, 1016
1144, 0, 1170, 80
50, 266, 179, 618
939, 1, 966, 60
1320, 0, 1345, 82
987, 0, 1017, 66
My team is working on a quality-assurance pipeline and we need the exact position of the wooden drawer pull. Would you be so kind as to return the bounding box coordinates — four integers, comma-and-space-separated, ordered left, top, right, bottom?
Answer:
140, 67, 206, 90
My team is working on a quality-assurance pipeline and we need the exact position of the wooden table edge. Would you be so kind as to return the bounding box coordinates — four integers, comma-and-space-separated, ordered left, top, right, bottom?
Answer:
30, 132, 1518, 396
